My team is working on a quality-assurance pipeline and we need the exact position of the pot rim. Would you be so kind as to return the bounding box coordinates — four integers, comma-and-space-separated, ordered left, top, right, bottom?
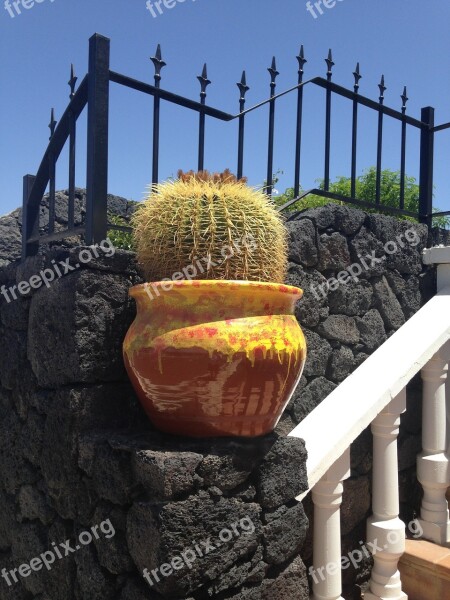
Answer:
130, 280, 303, 299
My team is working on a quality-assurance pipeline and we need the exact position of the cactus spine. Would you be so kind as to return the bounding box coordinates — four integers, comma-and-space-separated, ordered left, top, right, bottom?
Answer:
132, 170, 288, 282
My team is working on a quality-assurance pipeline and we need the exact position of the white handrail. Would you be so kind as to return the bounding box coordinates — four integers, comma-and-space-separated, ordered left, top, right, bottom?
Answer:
289, 285, 450, 498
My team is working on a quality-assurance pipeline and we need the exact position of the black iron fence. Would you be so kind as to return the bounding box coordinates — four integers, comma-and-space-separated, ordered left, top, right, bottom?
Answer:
22, 33, 450, 258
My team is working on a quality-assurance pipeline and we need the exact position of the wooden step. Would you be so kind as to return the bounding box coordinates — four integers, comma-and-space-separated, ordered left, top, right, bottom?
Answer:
399, 538, 450, 600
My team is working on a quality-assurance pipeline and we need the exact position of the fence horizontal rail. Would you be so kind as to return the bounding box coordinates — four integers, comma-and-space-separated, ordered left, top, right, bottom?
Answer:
432, 122, 450, 133
28, 76, 88, 209
109, 71, 233, 120
279, 188, 420, 219
22, 75, 89, 258
111, 70, 428, 128
107, 223, 132, 233
313, 78, 426, 128
29, 226, 86, 245
432, 210, 450, 217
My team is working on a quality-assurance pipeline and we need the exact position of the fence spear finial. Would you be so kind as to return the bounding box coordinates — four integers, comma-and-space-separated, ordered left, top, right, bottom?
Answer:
378, 74, 386, 104
198, 63, 211, 99
237, 70, 249, 102
48, 108, 57, 140
151, 44, 166, 83
325, 49, 334, 81
353, 62, 361, 93
297, 45, 307, 78
401, 86, 408, 113
268, 56, 279, 91
68, 64, 77, 99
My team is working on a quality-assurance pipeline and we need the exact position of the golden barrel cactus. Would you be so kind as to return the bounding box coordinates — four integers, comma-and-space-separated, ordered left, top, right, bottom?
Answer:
132, 170, 288, 282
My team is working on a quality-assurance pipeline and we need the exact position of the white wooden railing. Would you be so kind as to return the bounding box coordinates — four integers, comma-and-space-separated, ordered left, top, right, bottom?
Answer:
289, 246, 450, 600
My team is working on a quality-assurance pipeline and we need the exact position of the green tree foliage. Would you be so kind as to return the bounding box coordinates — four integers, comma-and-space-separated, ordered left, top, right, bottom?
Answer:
107, 214, 134, 251
272, 167, 450, 228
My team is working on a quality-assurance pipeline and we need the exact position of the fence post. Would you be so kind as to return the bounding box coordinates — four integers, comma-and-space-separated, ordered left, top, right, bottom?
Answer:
21, 174, 37, 259
419, 107, 435, 229
85, 33, 110, 245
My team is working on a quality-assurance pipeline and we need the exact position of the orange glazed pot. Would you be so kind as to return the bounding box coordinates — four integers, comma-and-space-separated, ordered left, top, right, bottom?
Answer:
123, 280, 306, 438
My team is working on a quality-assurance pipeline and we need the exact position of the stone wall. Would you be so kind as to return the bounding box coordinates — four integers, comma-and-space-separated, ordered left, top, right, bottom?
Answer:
0, 189, 136, 268
0, 203, 436, 600
0, 247, 309, 600
281, 204, 435, 596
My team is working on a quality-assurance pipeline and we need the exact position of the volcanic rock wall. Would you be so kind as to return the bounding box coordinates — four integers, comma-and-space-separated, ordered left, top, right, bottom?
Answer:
281, 205, 434, 594
0, 246, 309, 600
0, 203, 435, 599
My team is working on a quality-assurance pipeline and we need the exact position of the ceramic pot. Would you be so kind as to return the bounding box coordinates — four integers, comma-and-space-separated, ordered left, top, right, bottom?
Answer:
123, 280, 306, 437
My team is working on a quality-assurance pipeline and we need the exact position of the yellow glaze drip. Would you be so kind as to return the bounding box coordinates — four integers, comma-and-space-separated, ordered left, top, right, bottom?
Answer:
147, 315, 305, 374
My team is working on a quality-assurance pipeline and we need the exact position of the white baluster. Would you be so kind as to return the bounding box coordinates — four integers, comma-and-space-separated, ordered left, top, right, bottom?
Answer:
366, 390, 407, 600
417, 340, 450, 545
446, 358, 450, 450
310, 448, 350, 600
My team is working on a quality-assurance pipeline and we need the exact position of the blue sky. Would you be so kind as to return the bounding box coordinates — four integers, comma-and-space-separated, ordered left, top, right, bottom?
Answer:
1, 0, 450, 216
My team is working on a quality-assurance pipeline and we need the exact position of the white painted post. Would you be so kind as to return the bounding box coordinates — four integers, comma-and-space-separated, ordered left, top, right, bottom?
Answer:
310, 448, 350, 600
422, 245, 450, 292
416, 339, 450, 545
365, 390, 407, 600
447, 362, 450, 450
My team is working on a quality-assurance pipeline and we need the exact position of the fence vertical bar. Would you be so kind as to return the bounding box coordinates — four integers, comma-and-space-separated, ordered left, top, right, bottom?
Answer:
21, 174, 37, 259
294, 46, 306, 198
351, 63, 361, 198
324, 50, 334, 191
68, 64, 78, 229
237, 71, 249, 180
266, 57, 279, 196
85, 33, 110, 245
399, 87, 408, 210
151, 45, 166, 185
197, 64, 211, 172
48, 109, 57, 235
68, 114, 76, 229
48, 155, 56, 234
419, 107, 435, 228
376, 75, 386, 206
